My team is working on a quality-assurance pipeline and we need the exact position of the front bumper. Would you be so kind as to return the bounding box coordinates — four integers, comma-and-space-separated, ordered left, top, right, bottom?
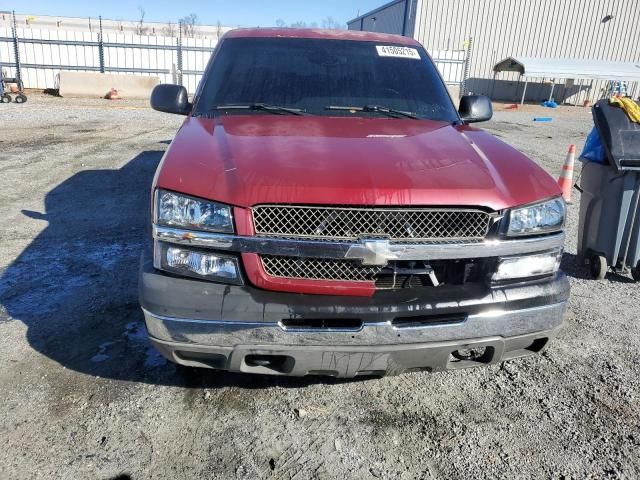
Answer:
140, 251, 570, 377
145, 307, 564, 377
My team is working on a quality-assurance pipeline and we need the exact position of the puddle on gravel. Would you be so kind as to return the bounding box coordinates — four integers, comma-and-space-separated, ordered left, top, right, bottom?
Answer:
124, 321, 167, 368
88, 322, 166, 368
90, 341, 116, 363
0, 242, 143, 318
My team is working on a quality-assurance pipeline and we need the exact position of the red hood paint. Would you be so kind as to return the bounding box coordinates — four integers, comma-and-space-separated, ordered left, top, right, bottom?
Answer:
155, 115, 561, 212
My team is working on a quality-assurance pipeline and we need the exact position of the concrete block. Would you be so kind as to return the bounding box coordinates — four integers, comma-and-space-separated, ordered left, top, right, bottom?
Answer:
446, 84, 461, 103
58, 71, 160, 99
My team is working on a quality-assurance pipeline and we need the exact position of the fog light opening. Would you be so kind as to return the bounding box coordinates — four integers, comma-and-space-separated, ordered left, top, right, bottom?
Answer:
492, 249, 563, 282
154, 241, 242, 284
243, 354, 294, 374
525, 337, 548, 353
452, 346, 487, 361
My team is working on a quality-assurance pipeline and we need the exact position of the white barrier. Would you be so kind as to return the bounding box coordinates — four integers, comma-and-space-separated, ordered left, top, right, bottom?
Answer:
58, 71, 160, 98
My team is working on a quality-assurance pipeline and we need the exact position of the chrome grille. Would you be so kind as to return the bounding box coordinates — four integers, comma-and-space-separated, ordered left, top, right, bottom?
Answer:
253, 206, 491, 241
262, 255, 382, 281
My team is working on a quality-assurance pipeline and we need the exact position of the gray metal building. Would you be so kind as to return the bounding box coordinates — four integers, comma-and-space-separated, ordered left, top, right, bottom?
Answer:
348, 0, 640, 104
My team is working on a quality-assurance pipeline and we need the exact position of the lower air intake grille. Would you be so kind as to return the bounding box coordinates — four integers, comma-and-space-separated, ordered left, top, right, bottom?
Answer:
261, 255, 382, 281
260, 255, 486, 288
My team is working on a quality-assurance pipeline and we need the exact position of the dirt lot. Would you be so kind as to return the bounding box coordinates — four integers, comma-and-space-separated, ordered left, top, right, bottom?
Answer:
0, 94, 639, 479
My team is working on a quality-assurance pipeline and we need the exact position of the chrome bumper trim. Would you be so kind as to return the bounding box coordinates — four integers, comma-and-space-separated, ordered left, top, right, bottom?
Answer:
153, 224, 565, 262
143, 301, 567, 347
149, 329, 560, 376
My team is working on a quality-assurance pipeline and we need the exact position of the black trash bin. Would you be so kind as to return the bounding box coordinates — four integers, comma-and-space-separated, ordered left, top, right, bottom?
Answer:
577, 99, 640, 280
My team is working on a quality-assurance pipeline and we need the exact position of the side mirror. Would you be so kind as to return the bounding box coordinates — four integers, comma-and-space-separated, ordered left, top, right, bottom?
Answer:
458, 95, 492, 123
151, 84, 191, 115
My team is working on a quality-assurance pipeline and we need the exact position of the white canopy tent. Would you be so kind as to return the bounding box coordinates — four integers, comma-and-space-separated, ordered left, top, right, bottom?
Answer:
493, 57, 640, 104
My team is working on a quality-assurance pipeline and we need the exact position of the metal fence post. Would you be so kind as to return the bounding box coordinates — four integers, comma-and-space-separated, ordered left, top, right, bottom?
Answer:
11, 11, 22, 85
401, 0, 410, 36
98, 16, 105, 73
177, 21, 183, 86
461, 36, 473, 98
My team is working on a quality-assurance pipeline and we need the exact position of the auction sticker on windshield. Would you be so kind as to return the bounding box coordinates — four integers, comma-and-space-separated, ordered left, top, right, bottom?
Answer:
376, 45, 421, 59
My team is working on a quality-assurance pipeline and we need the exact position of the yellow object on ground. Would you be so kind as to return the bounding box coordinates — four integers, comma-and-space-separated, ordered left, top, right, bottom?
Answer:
609, 96, 640, 123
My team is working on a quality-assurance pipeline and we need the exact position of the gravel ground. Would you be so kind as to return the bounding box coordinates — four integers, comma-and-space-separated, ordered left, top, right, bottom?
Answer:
0, 94, 639, 479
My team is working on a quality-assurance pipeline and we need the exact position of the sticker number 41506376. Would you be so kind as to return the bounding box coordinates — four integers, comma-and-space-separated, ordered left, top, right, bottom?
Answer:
375, 45, 421, 59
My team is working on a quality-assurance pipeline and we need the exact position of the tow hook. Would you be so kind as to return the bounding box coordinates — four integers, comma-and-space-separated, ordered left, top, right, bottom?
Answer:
391, 262, 440, 288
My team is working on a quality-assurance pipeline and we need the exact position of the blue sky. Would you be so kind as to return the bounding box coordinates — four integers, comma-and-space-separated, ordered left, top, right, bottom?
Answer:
19, 0, 385, 27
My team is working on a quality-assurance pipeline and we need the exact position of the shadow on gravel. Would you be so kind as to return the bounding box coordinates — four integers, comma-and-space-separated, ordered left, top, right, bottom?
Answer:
0, 151, 167, 383
561, 253, 591, 280
562, 252, 636, 283
177, 365, 375, 390
0, 150, 365, 390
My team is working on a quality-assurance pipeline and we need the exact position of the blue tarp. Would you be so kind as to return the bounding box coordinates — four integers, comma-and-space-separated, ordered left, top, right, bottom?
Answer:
580, 126, 606, 164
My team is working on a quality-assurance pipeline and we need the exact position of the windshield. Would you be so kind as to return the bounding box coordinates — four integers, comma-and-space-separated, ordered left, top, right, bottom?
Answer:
194, 37, 459, 122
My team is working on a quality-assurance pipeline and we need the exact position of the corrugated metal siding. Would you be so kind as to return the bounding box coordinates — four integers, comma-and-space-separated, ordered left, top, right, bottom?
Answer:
412, 0, 640, 103
353, 0, 640, 103
404, 0, 419, 37
346, 0, 466, 92
347, 0, 411, 35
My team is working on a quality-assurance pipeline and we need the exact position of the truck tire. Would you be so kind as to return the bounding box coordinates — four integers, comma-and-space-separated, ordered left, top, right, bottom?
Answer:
631, 262, 640, 282
14, 94, 27, 104
0, 94, 11, 103
590, 254, 608, 280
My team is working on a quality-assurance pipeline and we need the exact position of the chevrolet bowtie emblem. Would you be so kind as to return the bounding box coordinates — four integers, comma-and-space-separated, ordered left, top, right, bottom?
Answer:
344, 239, 398, 266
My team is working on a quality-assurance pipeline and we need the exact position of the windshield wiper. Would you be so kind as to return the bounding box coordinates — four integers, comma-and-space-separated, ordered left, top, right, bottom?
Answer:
207, 103, 306, 116
325, 105, 419, 119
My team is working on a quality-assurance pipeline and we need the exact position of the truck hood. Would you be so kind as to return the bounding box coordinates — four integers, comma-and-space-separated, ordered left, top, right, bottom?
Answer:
155, 115, 561, 211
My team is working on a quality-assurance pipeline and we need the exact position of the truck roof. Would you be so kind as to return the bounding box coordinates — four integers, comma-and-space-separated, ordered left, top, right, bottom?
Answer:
224, 28, 421, 46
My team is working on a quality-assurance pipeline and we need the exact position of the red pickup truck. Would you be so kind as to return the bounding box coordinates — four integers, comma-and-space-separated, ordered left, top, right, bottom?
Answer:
141, 28, 569, 377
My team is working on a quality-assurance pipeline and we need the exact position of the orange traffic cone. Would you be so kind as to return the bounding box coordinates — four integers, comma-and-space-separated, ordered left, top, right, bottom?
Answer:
104, 87, 120, 100
558, 144, 576, 204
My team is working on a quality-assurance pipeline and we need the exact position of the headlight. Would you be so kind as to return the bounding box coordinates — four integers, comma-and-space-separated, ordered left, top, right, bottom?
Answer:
154, 242, 242, 284
507, 197, 565, 236
156, 189, 234, 233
